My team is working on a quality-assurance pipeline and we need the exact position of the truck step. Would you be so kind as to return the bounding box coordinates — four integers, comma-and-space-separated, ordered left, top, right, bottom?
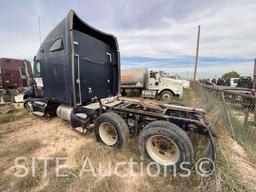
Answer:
75, 127, 87, 134
34, 101, 46, 106
32, 111, 45, 117
76, 113, 88, 119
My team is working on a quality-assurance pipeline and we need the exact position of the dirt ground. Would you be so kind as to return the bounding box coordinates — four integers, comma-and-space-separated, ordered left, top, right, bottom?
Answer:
0, 91, 256, 192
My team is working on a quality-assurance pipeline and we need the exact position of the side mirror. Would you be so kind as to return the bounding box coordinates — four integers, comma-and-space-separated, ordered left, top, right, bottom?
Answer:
155, 73, 160, 80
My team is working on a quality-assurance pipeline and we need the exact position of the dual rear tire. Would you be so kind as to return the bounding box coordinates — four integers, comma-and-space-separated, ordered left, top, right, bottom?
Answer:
94, 112, 129, 149
139, 121, 193, 172
94, 112, 193, 172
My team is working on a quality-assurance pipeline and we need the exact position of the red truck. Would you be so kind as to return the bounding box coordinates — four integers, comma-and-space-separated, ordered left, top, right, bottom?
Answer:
0, 58, 32, 90
0, 58, 32, 102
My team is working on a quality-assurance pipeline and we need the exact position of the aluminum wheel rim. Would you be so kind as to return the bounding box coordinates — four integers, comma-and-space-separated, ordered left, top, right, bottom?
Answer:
146, 135, 180, 166
162, 93, 171, 100
99, 122, 118, 146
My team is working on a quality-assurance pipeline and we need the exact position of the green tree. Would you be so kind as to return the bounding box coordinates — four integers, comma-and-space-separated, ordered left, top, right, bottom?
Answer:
222, 71, 240, 79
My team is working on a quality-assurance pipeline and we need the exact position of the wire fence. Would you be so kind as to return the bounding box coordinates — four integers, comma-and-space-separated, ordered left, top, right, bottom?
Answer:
195, 82, 256, 159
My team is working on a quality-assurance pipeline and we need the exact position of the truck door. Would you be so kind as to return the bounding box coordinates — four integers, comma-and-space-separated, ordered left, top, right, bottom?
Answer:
3, 72, 14, 88
148, 71, 160, 90
74, 53, 82, 105
73, 30, 115, 104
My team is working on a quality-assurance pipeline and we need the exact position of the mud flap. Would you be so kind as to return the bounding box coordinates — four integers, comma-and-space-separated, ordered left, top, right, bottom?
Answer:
203, 132, 217, 161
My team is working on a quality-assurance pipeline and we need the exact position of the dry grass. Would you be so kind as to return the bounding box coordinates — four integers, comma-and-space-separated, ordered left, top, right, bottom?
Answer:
136, 176, 175, 192
0, 139, 42, 172
39, 165, 77, 192
14, 165, 41, 192
68, 174, 125, 192
0, 139, 41, 192
75, 138, 116, 167
92, 175, 124, 192
0, 108, 28, 124
0, 139, 41, 159
13, 151, 69, 192
0, 89, 255, 192
0, 167, 12, 192
194, 86, 256, 191
0, 120, 33, 139
47, 151, 68, 168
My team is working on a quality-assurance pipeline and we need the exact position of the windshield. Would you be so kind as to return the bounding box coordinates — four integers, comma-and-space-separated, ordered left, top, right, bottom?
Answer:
159, 71, 168, 78
33, 61, 41, 77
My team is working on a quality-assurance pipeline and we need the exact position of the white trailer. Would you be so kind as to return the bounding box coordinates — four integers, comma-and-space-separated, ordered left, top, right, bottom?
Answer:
121, 68, 183, 100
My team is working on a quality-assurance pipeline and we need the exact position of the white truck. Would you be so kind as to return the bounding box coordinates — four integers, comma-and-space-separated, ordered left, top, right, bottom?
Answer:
168, 74, 190, 89
121, 68, 183, 100
230, 78, 239, 87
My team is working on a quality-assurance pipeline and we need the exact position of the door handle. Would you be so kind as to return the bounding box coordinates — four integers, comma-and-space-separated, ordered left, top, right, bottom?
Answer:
88, 87, 92, 94
106, 52, 112, 63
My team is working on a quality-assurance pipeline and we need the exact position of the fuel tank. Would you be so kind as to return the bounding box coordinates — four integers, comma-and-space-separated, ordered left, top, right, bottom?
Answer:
56, 104, 73, 121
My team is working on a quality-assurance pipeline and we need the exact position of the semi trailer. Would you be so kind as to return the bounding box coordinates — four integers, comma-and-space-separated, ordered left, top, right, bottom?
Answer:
121, 68, 183, 100
24, 10, 216, 172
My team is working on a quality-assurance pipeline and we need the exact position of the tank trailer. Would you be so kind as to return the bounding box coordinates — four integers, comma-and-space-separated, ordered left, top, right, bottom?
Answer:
24, 10, 216, 172
121, 68, 184, 100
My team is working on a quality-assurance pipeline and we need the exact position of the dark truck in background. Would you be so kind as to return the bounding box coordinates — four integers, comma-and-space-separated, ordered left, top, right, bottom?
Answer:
0, 58, 32, 102
24, 10, 216, 172
236, 76, 253, 89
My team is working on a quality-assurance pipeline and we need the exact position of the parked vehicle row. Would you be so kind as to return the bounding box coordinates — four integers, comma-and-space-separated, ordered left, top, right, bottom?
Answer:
201, 76, 253, 89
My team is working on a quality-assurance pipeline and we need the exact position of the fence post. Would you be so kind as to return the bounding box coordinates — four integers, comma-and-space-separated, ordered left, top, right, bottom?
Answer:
202, 85, 209, 105
221, 90, 235, 138
253, 59, 256, 126
254, 104, 256, 127
243, 111, 249, 128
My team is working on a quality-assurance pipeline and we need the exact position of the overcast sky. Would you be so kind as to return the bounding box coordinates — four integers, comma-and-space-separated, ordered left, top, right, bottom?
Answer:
0, 0, 255, 78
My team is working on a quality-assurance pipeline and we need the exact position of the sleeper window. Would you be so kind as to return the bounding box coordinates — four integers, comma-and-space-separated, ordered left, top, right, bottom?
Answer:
50, 38, 64, 52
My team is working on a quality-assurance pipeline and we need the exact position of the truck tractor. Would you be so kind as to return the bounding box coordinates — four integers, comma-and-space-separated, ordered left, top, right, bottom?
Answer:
24, 10, 216, 172
121, 68, 183, 101
0, 58, 32, 102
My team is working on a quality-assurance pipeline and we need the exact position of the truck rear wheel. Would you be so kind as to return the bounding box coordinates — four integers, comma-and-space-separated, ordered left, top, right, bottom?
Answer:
95, 112, 129, 149
139, 121, 193, 172
160, 90, 173, 101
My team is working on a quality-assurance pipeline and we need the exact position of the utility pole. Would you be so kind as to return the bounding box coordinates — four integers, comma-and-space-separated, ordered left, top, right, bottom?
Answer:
193, 25, 201, 89
253, 58, 256, 92
38, 17, 42, 44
